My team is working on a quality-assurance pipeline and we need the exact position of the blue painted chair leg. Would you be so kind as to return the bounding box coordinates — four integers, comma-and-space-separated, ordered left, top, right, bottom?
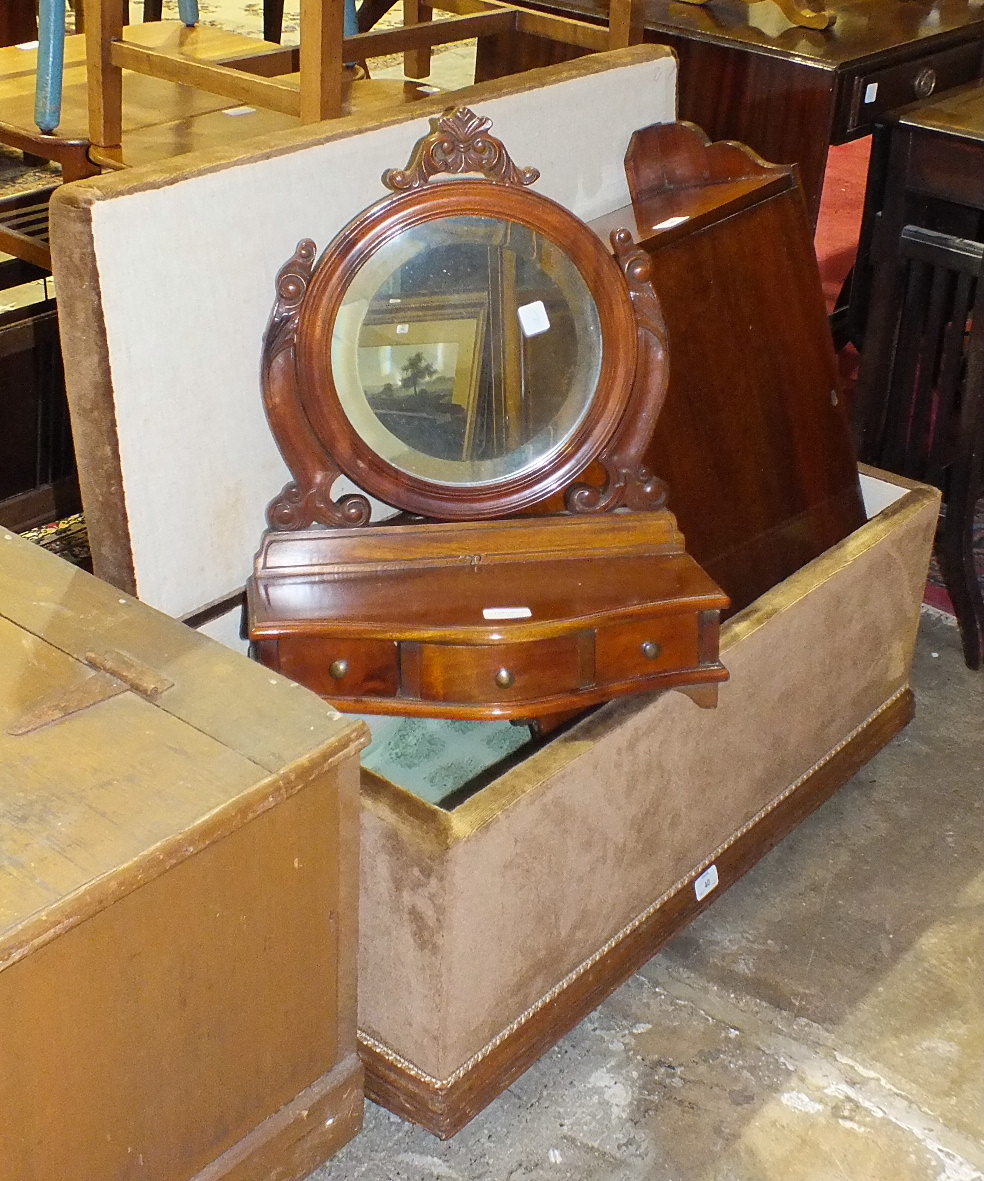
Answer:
345, 0, 359, 37
178, 0, 200, 26
35, 0, 67, 134
343, 0, 358, 64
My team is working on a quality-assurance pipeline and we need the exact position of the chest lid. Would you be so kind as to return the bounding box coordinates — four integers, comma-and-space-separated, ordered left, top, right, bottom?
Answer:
0, 527, 366, 972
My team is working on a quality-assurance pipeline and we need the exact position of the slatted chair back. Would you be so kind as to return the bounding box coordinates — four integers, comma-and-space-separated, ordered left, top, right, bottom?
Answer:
856, 223, 984, 667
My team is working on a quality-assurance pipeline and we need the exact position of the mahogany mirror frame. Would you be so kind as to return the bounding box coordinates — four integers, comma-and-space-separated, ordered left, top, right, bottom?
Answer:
261, 107, 672, 530
299, 182, 639, 519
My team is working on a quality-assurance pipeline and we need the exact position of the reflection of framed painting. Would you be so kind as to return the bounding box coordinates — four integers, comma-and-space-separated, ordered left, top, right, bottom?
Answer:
359, 296, 487, 460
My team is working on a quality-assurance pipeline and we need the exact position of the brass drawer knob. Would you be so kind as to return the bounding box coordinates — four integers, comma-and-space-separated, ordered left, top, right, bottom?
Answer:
640, 640, 662, 660
329, 659, 349, 680
494, 667, 515, 689
914, 67, 936, 99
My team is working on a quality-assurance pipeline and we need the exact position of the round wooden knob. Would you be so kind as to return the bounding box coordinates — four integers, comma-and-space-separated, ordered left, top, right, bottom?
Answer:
329, 659, 349, 680
913, 67, 936, 99
640, 640, 662, 660
494, 667, 515, 689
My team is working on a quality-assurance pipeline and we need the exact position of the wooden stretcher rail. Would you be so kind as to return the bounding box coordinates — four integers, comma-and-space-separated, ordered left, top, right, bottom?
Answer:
218, 9, 518, 80
435, 0, 618, 50
0, 189, 54, 272
436, 0, 517, 17
514, 8, 611, 49
110, 40, 304, 117
343, 9, 517, 59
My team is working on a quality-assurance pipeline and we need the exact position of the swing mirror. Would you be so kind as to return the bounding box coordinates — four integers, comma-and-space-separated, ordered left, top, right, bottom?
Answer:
262, 108, 648, 526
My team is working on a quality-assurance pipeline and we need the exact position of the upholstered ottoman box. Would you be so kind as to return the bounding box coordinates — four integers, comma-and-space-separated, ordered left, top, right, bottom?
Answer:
355, 467, 940, 1137
0, 529, 368, 1181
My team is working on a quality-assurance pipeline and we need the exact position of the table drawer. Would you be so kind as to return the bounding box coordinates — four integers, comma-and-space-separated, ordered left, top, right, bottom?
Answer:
410, 635, 585, 704
595, 613, 700, 684
843, 40, 984, 137
274, 634, 400, 698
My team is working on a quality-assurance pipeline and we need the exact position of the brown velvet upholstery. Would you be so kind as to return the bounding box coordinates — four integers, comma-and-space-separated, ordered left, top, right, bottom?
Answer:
358, 474, 939, 1081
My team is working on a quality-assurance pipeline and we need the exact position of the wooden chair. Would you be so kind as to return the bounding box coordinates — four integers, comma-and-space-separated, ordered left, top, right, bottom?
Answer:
854, 225, 984, 668
84, 0, 642, 153
36, 0, 201, 133
851, 84, 984, 670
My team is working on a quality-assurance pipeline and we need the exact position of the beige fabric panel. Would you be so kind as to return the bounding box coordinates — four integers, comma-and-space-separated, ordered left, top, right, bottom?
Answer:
358, 800, 453, 1072
357, 478, 939, 1079
49, 47, 676, 618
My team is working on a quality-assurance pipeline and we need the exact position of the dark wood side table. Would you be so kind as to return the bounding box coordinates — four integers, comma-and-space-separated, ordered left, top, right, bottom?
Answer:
851, 82, 983, 668
476, 0, 983, 224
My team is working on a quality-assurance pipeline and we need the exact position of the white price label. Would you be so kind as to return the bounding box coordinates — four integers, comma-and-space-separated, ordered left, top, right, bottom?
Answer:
517, 300, 550, 338
694, 864, 719, 901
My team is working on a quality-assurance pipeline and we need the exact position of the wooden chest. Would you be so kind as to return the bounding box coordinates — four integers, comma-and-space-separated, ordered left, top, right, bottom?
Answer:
355, 468, 940, 1137
0, 528, 368, 1181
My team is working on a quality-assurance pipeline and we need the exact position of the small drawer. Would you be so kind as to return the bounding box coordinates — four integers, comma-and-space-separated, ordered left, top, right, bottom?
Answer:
595, 614, 700, 685
843, 41, 984, 137
411, 635, 583, 704
275, 634, 399, 698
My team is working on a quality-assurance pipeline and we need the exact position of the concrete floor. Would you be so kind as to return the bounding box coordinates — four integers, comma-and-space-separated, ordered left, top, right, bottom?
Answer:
313, 611, 983, 1181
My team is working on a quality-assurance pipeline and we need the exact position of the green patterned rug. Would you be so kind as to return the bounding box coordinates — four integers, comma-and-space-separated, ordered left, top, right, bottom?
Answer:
358, 711, 535, 808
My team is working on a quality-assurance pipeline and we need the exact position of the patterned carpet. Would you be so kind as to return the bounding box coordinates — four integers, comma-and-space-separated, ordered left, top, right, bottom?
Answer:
0, 144, 59, 197
19, 513, 91, 570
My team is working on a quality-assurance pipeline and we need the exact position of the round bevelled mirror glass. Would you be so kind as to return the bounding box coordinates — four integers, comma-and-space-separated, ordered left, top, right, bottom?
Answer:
330, 215, 602, 487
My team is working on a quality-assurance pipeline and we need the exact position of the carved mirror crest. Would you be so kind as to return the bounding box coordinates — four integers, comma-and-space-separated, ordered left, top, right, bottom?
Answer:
261, 107, 671, 529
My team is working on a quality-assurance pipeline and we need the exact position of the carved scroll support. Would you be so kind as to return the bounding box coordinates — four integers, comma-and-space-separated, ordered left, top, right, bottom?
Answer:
566, 229, 670, 516
267, 473, 373, 532
265, 238, 317, 361
262, 239, 372, 531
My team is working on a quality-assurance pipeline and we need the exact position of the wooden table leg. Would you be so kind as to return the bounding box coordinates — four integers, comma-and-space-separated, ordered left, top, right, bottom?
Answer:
299, 0, 345, 121
264, 0, 286, 41
85, 0, 124, 150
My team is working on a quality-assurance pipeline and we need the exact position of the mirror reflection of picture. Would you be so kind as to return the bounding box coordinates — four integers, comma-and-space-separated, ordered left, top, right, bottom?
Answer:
359, 296, 487, 461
